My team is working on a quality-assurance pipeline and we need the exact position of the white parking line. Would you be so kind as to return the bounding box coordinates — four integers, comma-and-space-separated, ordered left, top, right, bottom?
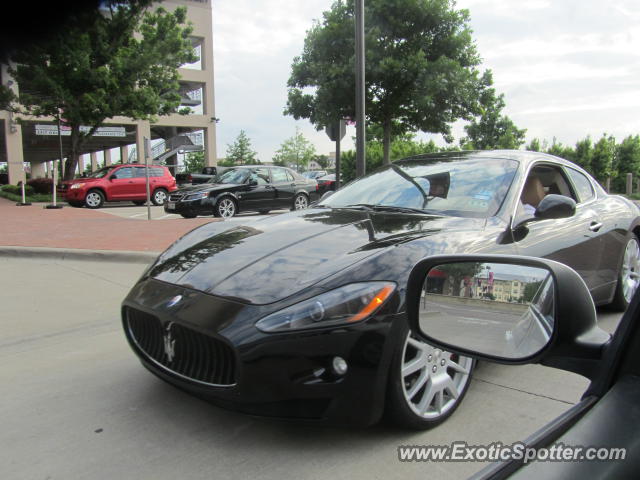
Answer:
128, 213, 147, 218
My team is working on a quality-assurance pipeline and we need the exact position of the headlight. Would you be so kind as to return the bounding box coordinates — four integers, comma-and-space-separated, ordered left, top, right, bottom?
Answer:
255, 282, 396, 332
70, 183, 84, 189
185, 192, 209, 201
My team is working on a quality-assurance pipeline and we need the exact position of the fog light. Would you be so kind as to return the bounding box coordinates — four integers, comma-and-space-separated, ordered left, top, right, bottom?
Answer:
332, 356, 348, 376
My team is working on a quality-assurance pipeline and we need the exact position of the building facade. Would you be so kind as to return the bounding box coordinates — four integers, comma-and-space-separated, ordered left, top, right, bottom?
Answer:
0, 0, 217, 185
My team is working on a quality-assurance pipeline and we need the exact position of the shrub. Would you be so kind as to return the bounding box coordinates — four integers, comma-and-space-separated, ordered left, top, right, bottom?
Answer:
2, 184, 35, 196
26, 177, 54, 194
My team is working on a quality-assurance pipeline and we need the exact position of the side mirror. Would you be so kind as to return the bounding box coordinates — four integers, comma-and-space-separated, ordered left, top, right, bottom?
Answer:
535, 194, 576, 220
406, 255, 610, 379
248, 178, 258, 186
109, 174, 117, 181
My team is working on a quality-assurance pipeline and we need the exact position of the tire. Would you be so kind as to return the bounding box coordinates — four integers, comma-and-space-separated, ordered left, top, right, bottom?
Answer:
259, 210, 270, 215
68, 200, 83, 208
132, 200, 145, 206
84, 190, 105, 209
292, 193, 309, 211
214, 196, 237, 218
180, 212, 197, 219
609, 235, 640, 311
151, 188, 168, 206
386, 327, 475, 430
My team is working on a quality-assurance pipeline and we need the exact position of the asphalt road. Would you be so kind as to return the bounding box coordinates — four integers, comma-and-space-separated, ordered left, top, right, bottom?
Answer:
0, 257, 623, 480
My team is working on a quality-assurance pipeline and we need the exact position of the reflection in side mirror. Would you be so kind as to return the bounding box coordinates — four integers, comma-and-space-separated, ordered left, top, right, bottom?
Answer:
419, 262, 554, 360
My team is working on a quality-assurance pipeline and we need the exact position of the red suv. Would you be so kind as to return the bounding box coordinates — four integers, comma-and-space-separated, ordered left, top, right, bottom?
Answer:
59, 164, 177, 209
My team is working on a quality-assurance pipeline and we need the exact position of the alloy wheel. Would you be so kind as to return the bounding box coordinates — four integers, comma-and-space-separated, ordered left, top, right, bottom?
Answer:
85, 192, 102, 208
154, 190, 167, 205
401, 333, 473, 420
294, 195, 308, 210
218, 198, 236, 218
621, 237, 640, 303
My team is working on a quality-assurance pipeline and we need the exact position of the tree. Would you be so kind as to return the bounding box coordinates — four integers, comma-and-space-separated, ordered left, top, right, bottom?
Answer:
5, 1, 196, 181
286, 0, 489, 165
546, 138, 575, 161
314, 154, 330, 169
183, 151, 205, 173
460, 82, 526, 150
225, 130, 258, 165
614, 135, 640, 192
591, 134, 617, 186
272, 127, 316, 171
573, 136, 593, 172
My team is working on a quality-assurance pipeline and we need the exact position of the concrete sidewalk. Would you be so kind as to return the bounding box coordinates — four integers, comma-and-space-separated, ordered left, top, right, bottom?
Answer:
0, 197, 219, 261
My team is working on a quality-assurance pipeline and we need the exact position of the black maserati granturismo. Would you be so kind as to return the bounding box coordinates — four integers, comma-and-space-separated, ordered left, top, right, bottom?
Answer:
122, 150, 640, 429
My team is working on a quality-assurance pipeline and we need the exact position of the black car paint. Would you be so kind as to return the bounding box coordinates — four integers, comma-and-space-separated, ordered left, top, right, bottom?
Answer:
165, 166, 318, 216
123, 150, 640, 425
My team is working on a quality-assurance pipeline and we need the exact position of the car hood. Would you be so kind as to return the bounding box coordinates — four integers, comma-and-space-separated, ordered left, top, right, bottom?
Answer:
148, 208, 485, 304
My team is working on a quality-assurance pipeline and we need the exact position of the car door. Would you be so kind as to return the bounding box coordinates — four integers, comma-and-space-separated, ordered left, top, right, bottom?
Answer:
239, 167, 275, 211
108, 167, 137, 199
271, 167, 296, 208
130, 166, 150, 200
512, 163, 604, 293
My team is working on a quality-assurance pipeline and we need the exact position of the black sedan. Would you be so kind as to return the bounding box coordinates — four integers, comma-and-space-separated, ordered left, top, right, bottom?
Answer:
123, 150, 640, 428
164, 165, 319, 218
316, 173, 336, 194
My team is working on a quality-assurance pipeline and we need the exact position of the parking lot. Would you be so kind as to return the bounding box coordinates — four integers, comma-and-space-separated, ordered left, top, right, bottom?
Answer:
0, 255, 622, 480
98, 203, 290, 220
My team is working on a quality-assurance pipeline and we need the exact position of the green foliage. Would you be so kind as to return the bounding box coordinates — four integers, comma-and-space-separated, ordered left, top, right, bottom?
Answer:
225, 130, 258, 165
460, 81, 526, 150
613, 135, 640, 192
591, 134, 617, 184
0, 185, 51, 202
1, 184, 34, 196
523, 281, 542, 303
7, 1, 196, 181
183, 151, 205, 173
272, 127, 316, 171
526, 138, 543, 152
314, 154, 330, 169
286, 0, 488, 164
340, 133, 441, 183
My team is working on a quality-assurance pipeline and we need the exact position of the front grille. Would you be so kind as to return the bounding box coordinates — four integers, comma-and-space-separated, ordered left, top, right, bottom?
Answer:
126, 307, 236, 386
169, 194, 183, 202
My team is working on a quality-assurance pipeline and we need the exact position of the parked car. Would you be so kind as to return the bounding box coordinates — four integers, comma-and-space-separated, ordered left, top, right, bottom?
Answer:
302, 170, 328, 180
164, 165, 319, 218
175, 166, 223, 186
316, 173, 336, 194
59, 164, 177, 208
406, 254, 639, 478
122, 150, 640, 428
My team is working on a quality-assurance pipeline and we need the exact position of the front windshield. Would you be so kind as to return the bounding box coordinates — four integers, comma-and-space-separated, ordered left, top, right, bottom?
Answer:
322, 158, 518, 218
86, 167, 112, 179
212, 168, 250, 185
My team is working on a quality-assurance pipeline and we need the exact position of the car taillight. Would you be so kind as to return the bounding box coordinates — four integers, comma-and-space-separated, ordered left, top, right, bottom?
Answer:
188, 174, 193, 182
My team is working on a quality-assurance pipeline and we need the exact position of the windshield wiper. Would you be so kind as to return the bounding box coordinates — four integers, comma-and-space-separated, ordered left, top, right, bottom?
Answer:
340, 204, 433, 215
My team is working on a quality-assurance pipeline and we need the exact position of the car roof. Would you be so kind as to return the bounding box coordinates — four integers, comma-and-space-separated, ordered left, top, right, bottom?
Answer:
397, 149, 587, 173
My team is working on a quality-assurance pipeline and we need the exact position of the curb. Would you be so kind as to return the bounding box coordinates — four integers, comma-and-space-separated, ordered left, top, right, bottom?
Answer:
0, 246, 159, 264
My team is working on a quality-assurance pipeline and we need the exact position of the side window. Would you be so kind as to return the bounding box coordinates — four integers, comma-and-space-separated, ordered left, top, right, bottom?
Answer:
519, 164, 576, 217
285, 171, 295, 182
250, 168, 270, 185
113, 167, 133, 179
271, 168, 289, 184
152, 167, 165, 177
566, 168, 595, 203
133, 167, 146, 178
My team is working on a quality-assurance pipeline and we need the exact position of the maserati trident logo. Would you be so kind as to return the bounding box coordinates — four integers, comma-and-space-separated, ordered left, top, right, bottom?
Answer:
163, 323, 176, 363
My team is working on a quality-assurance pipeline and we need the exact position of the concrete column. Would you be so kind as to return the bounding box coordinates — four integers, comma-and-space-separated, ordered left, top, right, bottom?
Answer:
90, 152, 98, 172
104, 148, 112, 166
77, 156, 85, 175
204, 126, 217, 166
135, 121, 151, 163
30, 161, 46, 179
120, 145, 128, 164
4, 118, 25, 185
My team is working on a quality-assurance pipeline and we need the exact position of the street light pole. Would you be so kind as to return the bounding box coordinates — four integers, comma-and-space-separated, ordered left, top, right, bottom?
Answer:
354, 0, 366, 179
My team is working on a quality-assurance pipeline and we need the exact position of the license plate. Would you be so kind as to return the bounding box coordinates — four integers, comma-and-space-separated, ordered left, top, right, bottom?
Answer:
167, 202, 175, 209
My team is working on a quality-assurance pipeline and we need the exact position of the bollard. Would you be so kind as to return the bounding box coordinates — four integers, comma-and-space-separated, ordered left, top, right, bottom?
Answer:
16, 181, 32, 206
626, 173, 633, 196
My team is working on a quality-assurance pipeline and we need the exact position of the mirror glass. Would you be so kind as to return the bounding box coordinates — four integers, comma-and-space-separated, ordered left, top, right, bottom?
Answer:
419, 262, 554, 359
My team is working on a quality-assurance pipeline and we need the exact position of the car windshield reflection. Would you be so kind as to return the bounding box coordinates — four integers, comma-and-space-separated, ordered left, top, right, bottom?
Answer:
322, 158, 518, 218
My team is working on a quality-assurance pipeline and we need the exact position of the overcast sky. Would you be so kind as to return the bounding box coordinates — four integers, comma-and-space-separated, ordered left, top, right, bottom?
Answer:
211, 0, 640, 162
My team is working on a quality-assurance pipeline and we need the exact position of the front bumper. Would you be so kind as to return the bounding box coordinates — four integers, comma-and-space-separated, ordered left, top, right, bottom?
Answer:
122, 278, 404, 425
